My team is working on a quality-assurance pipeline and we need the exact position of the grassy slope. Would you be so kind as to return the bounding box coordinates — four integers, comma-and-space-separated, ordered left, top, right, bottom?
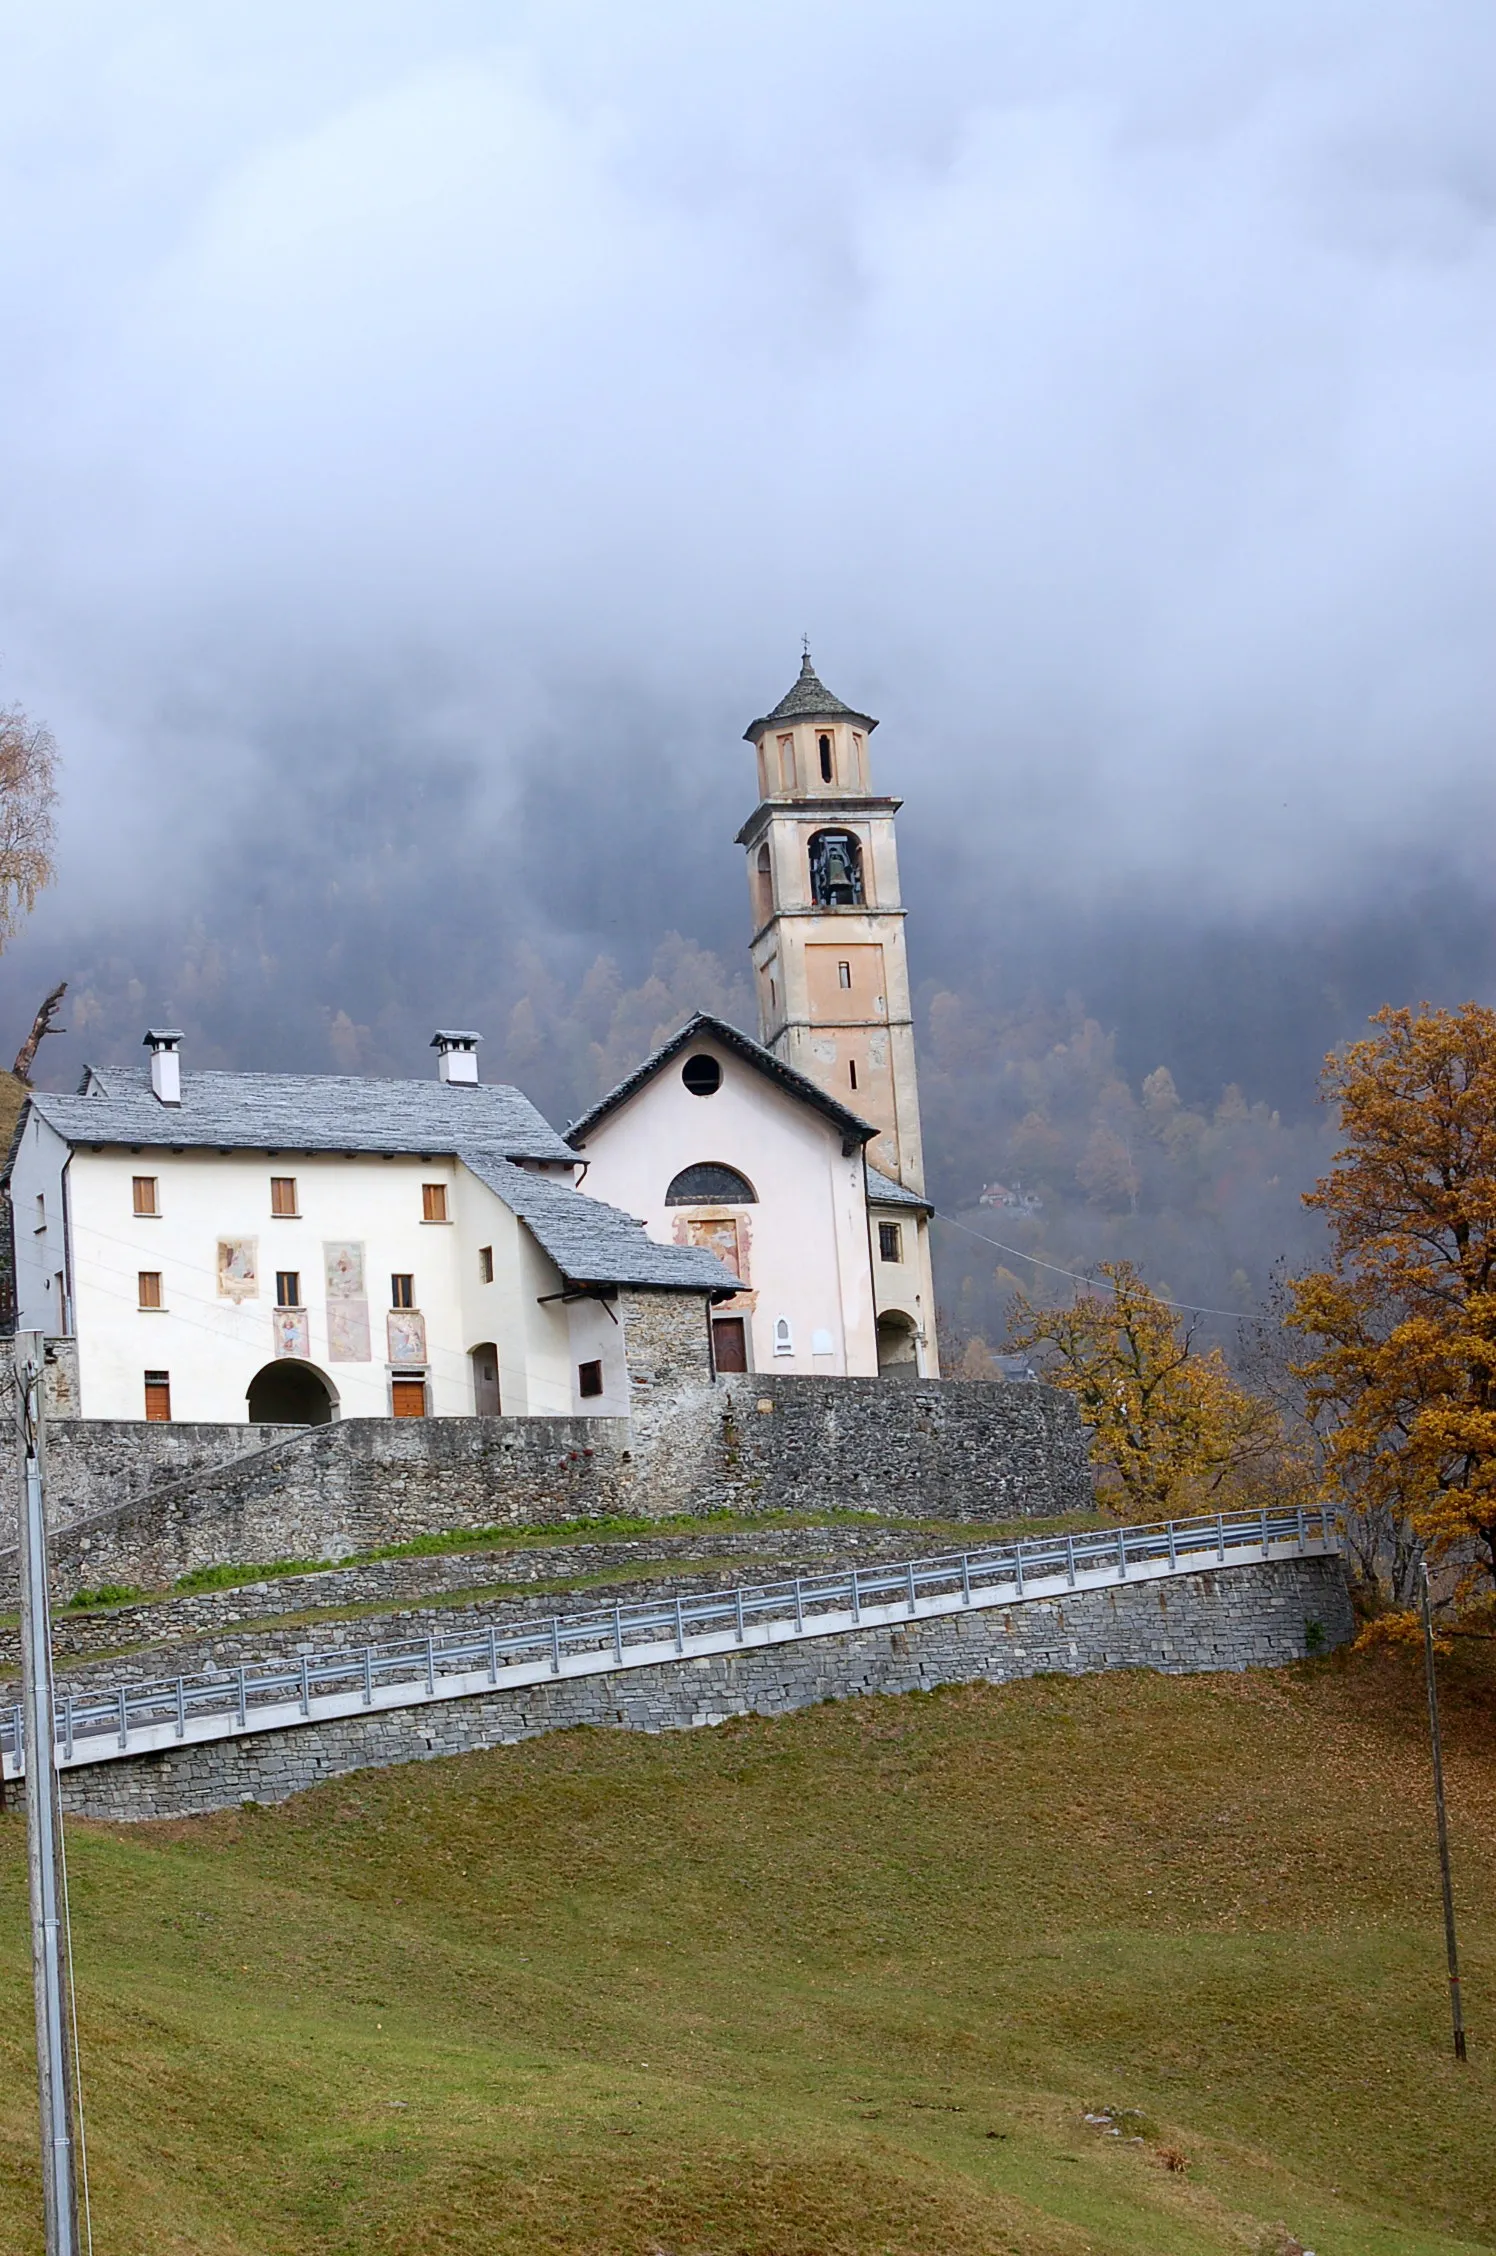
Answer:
0, 1646, 1492, 2255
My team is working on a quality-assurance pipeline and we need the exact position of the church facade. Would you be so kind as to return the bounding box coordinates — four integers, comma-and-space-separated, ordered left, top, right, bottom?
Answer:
568, 653, 940, 1379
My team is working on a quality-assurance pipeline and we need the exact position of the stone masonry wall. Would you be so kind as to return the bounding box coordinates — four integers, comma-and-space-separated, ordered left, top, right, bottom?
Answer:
710, 1376, 1093, 1519
56, 1552, 1353, 1820
8, 1374, 1093, 1600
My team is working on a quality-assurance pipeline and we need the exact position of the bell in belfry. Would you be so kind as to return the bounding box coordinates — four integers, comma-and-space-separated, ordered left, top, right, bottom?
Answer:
824, 837, 858, 900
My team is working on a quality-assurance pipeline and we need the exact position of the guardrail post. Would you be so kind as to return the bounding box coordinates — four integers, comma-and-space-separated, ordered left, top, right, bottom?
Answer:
1066, 1536, 1076, 1589
612, 1609, 623, 1665
299, 1657, 311, 1717
1117, 1527, 1127, 1581
1014, 1545, 1025, 1598
1217, 1513, 1226, 1563
62, 1697, 73, 1764
906, 1562, 918, 1616
1261, 1508, 1270, 1557
1167, 1520, 1177, 1570
237, 1666, 247, 1727
960, 1554, 972, 1606
674, 1597, 685, 1654
11, 1706, 21, 1774
735, 1587, 745, 1644
793, 1577, 804, 1633
362, 1648, 374, 1706
851, 1569, 861, 1624
175, 1678, 186, 1739
1296, 1505, 1306, 1548
549, 1619, 562, 1676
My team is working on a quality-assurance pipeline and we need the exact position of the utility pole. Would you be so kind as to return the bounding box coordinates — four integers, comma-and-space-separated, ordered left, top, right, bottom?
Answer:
1420, 1561, 1468, 2063
15, 1333, 80, 2252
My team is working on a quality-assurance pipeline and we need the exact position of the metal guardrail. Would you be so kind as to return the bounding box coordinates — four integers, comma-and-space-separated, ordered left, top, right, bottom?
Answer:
4, 1504, 1337, 1776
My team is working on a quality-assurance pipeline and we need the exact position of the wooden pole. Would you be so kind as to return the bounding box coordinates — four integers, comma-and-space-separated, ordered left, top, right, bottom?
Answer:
15, 1335, 80, 2251
1420, 1561, 1468, 2063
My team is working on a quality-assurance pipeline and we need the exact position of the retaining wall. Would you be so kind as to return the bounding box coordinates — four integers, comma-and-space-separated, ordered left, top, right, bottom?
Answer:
56, 1551, 1353, 1821
17, 1375, 1094, 1600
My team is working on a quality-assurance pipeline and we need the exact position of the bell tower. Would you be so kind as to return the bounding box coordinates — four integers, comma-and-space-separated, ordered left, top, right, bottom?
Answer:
737, 648, 927, 1194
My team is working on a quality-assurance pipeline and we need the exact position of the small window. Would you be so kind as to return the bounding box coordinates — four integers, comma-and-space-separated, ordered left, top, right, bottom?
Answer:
144, 1370, 171, 1422
276, 1270, 301, 1308
878, 1222, 904, 1263
819, 732, 833, 782
391, 1375, 427, 1418
137, 1271, 163, 1309
422, 1182, 449, 1222
270, 1176, 298, 1217
773, 1317, 793, 1358
478, 1245, 494, 1283
777, 733, 794, 789
837, 960, 851, 989
848, 1059, 858, 1090
681, 1054, 722, 1097
391, 1273, 415, 1309
132, 1176, 159, 1216
578, 1358, 604, 1399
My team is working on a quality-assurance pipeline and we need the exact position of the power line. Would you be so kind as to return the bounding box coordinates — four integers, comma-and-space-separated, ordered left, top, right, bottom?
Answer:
933, 1210, 1257, 1322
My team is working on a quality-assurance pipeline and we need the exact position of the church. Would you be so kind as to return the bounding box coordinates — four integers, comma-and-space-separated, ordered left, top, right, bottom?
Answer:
568, 649, 940, 1380
2, 652, 940, 1418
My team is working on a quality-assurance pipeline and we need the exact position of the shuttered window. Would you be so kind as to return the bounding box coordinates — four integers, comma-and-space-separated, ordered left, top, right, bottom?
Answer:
422, 1183, 449, 1223
270, 1177, 298, 1217
132, 1176, 159, 1216
578, 1359, 604, 1399
137, 1271, 163, 1309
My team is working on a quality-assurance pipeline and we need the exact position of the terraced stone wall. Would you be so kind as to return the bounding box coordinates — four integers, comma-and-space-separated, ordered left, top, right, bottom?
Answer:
56, 1552, 1355, 1821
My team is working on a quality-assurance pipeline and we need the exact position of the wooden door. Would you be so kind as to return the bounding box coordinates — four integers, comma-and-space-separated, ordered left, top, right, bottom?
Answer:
711, 1316, 748, 1373
391, 1376, 427, 1417
471, 1346, 501, 1416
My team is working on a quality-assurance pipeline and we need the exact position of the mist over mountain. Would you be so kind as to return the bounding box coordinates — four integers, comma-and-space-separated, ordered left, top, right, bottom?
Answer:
2, 2, 1493, 1344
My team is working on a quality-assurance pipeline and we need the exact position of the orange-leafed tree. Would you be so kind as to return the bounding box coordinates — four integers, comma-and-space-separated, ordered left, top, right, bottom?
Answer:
1005, 1259, 1286, 1517
1287, 1004, 1496, 1618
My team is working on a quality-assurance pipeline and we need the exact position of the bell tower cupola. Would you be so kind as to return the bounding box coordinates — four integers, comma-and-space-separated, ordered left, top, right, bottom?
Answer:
736, 647, 927, 1196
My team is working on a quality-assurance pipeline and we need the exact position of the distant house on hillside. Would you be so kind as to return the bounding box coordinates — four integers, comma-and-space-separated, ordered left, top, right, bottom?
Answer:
979, 1181, 1044, 1214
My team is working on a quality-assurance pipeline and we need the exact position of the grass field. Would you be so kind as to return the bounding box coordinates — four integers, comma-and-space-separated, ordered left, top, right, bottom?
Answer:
0, 1641, 1492, 2255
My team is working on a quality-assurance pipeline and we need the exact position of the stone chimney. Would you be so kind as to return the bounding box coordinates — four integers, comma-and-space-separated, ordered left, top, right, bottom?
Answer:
143, 1028, 183, 1106
432, 1030, 481, 1085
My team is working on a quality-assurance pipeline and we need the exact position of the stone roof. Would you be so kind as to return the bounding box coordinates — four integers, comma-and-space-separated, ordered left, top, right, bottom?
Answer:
18, 1066, 576, 1166
743, 650, 878, 742
564, 1012, 877, 1153
866, 1165, 933, 1214
461, 1151, 741, 1295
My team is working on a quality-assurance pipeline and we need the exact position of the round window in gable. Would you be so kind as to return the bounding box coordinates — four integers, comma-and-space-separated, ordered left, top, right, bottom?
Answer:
681, 1054, 723, 1097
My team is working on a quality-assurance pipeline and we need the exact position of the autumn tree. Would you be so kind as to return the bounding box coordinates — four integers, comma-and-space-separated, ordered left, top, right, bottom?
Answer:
1006, 1259, 1288, 1518
0, 705, 57, 942
1286, 1004, 1496, 1617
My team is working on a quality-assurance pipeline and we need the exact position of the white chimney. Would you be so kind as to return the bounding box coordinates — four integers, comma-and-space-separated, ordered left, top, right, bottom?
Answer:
432, 1030, 481, 1085
143, 1028, 183, 1106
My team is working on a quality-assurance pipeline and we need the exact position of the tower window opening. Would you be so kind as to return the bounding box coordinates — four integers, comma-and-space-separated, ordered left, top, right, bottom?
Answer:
818, 732, 833, 782
754, 842, 773, 925
849, 1059, 858, 1090
837, 960, 851, 989
808, 829, 863, 907
777, 734, 795, 790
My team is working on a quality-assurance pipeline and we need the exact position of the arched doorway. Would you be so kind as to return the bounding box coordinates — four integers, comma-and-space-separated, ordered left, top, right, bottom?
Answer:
471, 1344, 502, 1416
246, 1361, 337, 1425
876, 1313, 919, 1380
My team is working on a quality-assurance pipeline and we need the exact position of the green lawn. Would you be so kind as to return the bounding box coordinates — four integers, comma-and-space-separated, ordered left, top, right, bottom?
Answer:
0, 1643, 1491, 2254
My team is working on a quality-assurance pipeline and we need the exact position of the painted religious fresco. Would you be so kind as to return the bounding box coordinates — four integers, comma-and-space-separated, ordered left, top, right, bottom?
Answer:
216, 1238, 258, 1302
272, 1308, 311, 1359
386, 1310, 427, 1365
323, 1241, 371, 1362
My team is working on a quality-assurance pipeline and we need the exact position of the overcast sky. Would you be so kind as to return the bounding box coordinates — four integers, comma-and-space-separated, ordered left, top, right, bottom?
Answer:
1, 2, 1493, 1084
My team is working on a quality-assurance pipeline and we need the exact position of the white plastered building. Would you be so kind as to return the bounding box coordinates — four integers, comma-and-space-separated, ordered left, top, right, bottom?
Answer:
566, 1013, 936, 1378
5, 1030, 736, 1424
